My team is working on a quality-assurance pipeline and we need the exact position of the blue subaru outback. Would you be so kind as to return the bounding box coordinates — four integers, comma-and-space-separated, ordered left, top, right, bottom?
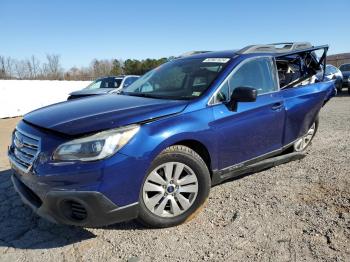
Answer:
8, 42, 336, 228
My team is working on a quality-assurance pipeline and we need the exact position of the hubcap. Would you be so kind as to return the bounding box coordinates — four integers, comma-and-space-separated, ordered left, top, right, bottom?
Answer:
294, 122, 316, 152
142, 162, 199, 218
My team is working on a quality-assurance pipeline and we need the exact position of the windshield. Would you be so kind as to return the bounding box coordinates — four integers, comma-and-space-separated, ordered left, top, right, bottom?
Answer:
339, 64, 350, 72
85, 78, 122, 90
123, 58, 230, 100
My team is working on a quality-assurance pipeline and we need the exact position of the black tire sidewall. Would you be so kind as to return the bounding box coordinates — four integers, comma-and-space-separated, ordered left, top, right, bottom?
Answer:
138, 147, 211, 228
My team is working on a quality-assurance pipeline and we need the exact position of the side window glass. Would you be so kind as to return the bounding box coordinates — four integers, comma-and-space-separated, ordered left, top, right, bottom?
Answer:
123, 77, 134, 87
228, 57, 278, 95
131, 77, 139, 83
108, 80, 115, 88
214, 81, 229, 103
124, 78, 131, 85
101, 80, 109, 88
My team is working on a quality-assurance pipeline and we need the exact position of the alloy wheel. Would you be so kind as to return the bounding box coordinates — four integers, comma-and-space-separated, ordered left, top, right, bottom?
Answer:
142, 162, 199, 218
294, 122, 316, 152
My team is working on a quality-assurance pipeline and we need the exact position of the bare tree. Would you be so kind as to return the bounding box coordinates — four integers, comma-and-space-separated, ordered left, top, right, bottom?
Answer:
26, 55, 41, 79
0, 56, 6, 78
43, 54, 63, 80
5, 57, 15, 78
14, 59, 30, 79
91, 59, 113, 77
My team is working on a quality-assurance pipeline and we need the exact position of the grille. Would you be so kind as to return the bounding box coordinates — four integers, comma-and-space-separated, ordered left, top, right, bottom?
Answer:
12, 129, 40, 172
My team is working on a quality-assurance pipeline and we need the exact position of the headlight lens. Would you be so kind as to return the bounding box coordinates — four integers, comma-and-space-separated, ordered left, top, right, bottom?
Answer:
53, 125, 140, 161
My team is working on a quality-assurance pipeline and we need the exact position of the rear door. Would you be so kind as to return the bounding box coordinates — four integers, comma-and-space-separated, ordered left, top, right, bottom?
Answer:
280, 81, 333, 146
210, 56, 285, 169
276, 46, 335, 146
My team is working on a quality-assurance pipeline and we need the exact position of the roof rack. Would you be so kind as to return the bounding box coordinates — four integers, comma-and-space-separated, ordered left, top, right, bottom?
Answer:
178, 51, 211, 57
237, 42, 313, 54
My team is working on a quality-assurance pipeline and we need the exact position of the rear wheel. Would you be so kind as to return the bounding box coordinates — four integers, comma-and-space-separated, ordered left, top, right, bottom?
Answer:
138, 145, 210, 228
293, 119, 318, 152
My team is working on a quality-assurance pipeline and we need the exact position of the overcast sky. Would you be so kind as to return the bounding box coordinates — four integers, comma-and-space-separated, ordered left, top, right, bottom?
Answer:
1, 0, 349, 69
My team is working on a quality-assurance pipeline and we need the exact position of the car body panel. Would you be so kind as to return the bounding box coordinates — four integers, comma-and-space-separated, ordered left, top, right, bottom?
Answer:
211, 92, 285, 169
24, 94, 188, 136
69, 88, 116, 96
7, 46, 336, 226
341, 71, 350, 87
281, 81, 335, 145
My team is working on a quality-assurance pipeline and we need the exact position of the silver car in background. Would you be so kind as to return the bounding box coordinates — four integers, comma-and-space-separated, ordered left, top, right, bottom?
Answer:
339, 64, 350, 94
325, 64, 343, 93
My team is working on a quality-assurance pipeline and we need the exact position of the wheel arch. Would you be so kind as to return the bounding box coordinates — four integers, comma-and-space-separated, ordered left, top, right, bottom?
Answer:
171, 139, 213, 176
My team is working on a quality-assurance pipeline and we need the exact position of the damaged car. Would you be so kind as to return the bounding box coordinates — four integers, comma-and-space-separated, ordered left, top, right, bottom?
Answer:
8, 42, 336, 228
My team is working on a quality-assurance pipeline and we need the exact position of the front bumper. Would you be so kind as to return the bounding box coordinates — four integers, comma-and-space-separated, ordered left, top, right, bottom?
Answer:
11, 174, 139, 227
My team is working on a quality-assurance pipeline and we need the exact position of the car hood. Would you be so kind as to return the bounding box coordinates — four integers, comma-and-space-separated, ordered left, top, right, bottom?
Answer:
69, 88, 115, 96
24, 94, 188, 136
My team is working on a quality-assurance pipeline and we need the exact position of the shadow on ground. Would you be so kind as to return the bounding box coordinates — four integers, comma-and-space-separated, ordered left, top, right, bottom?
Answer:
0, 169, 97, 249
0, 169, 148, 250
336, 90, 350, 97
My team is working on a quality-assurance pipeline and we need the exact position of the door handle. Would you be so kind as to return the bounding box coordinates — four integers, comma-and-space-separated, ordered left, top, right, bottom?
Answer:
271, 102, 283, 111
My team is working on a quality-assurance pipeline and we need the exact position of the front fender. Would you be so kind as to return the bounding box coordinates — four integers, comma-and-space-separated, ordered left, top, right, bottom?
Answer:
119, 107, 218, 171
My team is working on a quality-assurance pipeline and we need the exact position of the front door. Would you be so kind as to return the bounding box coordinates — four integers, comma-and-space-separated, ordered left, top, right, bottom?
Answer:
210, 57, 285, 169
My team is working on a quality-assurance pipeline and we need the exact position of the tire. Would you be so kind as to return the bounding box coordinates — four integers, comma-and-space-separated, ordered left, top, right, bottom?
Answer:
337, 87, 342, 94
348, 88, 350, 95
293, 117, 319, 152
138, 145, 211, 228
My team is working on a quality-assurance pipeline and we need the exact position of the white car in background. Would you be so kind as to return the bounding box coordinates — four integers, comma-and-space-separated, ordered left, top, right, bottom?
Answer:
67, 75, 139, 100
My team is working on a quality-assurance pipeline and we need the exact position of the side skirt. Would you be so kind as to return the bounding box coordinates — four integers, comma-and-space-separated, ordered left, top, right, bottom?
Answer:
211, 151, 305, 186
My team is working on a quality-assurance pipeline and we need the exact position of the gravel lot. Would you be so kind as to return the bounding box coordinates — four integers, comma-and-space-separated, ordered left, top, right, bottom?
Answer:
0, 96, 349, 262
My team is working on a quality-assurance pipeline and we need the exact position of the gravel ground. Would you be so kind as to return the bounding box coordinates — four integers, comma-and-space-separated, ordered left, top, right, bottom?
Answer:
0, 96, 349, 262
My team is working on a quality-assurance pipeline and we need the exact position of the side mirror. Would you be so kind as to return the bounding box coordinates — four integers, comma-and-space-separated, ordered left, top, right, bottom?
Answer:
228, 87, 257, 111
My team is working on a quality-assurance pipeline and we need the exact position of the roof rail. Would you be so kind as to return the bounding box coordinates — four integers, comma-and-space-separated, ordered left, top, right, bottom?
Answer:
237, 42, 313, 54
179, 51, 211, 57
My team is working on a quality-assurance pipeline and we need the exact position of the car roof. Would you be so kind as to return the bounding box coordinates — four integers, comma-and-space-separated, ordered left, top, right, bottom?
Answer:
179, 50, 238, 60
95, 75, 139, 81
179, 42, 327, 61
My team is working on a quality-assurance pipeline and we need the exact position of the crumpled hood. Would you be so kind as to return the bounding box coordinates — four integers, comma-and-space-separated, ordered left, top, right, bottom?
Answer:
24, 94, 188, 136
69, 88, 114, 96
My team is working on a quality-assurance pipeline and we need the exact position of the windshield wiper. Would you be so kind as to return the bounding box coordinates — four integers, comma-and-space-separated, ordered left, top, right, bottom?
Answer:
120, 91, 192, 100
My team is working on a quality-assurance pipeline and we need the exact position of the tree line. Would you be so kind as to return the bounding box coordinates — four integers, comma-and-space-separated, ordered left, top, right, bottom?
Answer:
0, 54, 170, 81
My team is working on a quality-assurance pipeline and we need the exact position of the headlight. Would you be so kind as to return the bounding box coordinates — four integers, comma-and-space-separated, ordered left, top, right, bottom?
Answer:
53, 125, 140, 161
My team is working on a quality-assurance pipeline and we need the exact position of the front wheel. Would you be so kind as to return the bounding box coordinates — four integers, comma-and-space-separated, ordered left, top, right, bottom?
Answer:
337, 87, 342, 94
293, 118, 319, 152
138, 145, 211, 228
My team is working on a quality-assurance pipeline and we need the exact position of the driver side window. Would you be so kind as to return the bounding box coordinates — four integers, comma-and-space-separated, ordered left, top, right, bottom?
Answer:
213, 57, 278, 104
228, 57, 278, 95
